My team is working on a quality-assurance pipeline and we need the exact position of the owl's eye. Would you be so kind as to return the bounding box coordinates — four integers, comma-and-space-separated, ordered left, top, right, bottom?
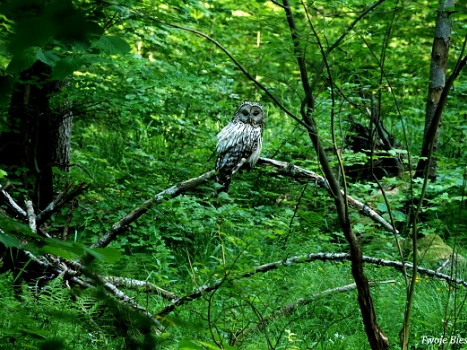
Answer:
242, 110, 249, 116
253, 111, 259, 116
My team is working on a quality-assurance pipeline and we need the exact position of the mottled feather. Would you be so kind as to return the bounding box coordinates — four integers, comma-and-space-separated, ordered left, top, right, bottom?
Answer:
215, 102, 265, 192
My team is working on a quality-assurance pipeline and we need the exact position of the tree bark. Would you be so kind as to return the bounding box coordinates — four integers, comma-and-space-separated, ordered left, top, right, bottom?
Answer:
51, 81, 73, 172
415, 0, 455, 180
0, 61, 72, 209
281, 1, 389, 348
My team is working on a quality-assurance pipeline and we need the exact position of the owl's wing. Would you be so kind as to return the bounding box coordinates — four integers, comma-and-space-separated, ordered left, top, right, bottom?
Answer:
215, 122, 254, 190
216, 122, 244, 153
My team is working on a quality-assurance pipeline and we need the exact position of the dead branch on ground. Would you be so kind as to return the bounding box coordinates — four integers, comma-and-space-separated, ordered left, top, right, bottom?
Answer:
155, 252, 467, 317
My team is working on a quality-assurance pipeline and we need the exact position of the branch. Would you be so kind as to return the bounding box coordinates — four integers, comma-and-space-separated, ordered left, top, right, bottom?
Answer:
90, 170, 215, 248
155, 252, 467, 317
36, 182, 89, 224
68, 261, 166, 334
0, 184, 27, 219
22, 252, 168, 333
62, 199, 77, 240
281, 5, 387, 344
102, 276, 179, 301
233, 280, 395, 345
257, 157, 398, 233
117, 7, 309, 131
89, 156, 396, 253
416, 52, 467, 177
25, 200, 37, 234
270, 0, 286, 9
308, 0, 387, 98
251, 253, 467, 288
5, 246, 168, 333
165, 23, 311, 130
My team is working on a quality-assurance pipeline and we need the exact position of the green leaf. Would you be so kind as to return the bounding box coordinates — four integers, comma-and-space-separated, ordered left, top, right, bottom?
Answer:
109, 5, 130, 18
95, 36, 131, 55
393, 210, 407, 222
45, 239, 84, 254
41, 245, 72, 260
83, 247, 121, 263
6, 49, 37, 73
0, 217, 37, 239
178, 340, 204, 349
36, 50, 61, 66
51, 56, 84, 80
0, 232, 21, 248
217, 191, 232, 202
20, 325, 48, 340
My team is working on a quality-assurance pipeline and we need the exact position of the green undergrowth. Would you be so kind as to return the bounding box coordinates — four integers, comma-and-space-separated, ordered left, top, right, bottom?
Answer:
1, 0, 467, 348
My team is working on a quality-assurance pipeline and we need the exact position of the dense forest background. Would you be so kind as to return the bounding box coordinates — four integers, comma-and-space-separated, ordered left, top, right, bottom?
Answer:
0, 0, 467, 349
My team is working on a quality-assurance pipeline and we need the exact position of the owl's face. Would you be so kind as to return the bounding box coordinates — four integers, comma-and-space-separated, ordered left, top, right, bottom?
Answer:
234, 102, 264, 127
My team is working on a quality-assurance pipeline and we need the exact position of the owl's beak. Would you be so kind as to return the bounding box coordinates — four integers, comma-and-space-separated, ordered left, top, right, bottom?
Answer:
249, 118, 252, 124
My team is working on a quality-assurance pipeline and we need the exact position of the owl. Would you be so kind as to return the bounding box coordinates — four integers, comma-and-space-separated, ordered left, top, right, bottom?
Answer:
215, 101, 265, 192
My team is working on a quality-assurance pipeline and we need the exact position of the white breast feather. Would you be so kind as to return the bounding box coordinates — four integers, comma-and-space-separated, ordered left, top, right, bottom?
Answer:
248, 129, 262, 167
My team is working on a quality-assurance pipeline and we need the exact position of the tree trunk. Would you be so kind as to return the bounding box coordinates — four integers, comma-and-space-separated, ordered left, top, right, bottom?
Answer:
52, 81, 73, 173
415, 0, 454, 180
0, 61, 72, 209
281, 1, 389, 348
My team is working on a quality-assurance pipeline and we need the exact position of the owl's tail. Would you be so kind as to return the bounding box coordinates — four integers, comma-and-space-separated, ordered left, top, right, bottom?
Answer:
215, 157, 248, 193
215, 174, 231, 193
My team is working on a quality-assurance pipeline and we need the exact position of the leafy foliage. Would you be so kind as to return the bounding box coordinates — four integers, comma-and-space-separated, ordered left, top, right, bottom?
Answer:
0, 0, 467, 349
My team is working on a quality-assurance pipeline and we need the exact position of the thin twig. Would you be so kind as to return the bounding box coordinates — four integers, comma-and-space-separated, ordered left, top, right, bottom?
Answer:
234, 280, 395, 345
165, 23, 310, 130
36, 182, 89, 224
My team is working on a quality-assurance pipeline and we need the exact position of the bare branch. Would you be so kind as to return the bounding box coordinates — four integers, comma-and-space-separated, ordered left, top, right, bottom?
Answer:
0, 184, 27, 219
155, 252, 467, 317
270, 0, 286, 9
102, 279, 166, 333
308, 0, 387, 97
119, 6, 310, 131
88, 156, 397, 254
25, 200, 37, 234
36, 182, 89, 224
4, 246, 167, 333
165, 23, 310, 130
281, 2, 389, 346
257, 157, 398, 233
103, 276, 179, 301
91, 170, 215, 249
65, 259, 167, 333
89, 156, 397, 254
436, 259, 451, 273
62, 199, 77, 240
416, 49, 467, 177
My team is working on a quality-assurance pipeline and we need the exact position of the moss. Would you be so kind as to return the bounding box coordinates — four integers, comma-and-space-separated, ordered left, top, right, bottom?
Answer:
418, 234, 453, 263
404, 234, 466, 266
